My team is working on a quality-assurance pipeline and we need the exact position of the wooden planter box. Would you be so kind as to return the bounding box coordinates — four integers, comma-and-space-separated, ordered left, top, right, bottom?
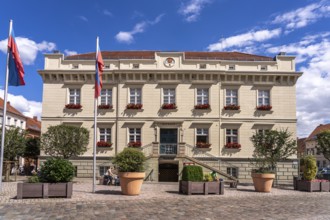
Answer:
293, 178, 330, 192
179, 181, 224, 195
17, 182, 73, 199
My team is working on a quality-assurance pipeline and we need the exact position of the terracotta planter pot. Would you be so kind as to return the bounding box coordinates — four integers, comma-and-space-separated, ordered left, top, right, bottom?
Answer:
118, 172, 145, 196
251, 173, 275, 193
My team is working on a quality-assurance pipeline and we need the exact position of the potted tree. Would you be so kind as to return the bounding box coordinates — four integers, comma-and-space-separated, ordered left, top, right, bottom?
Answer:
250, 129, 296, 192
112, 148, 146, 196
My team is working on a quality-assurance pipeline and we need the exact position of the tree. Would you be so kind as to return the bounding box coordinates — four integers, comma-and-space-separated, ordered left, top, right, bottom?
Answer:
0, 127, 26, 161
316, 130, 330, 161
41, 124, 89, 159
24, 137, 40, 158
250, 129, 297, 171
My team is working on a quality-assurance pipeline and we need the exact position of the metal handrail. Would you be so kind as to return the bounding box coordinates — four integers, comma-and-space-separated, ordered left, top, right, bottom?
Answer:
144, 169, 154, 181
160, 143, 177, 155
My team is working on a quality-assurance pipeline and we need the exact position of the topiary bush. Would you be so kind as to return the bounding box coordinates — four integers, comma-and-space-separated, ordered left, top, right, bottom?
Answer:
182, 165, 203, 182
112, 148, 146, 172
301, 155, 317, 181
39, 158, 75, 183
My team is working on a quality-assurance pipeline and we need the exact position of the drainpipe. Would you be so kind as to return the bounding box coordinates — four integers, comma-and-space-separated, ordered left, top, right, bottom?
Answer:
115, 78, 119, 156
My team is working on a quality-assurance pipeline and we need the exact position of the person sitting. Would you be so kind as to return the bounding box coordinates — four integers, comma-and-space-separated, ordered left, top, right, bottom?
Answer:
104, 167, 114, 185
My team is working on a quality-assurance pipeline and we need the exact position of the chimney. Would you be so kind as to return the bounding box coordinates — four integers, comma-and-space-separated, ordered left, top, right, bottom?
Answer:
33, 116, 38, 121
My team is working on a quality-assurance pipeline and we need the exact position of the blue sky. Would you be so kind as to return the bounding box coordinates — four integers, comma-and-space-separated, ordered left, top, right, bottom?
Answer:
0, 0, 329, 137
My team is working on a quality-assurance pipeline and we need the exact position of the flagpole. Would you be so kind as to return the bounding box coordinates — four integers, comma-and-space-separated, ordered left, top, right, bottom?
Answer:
93, 37, 99, 193
0, 19, 13, 192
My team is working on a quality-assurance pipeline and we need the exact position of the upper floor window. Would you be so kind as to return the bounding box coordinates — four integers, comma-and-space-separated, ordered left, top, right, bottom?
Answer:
7, 117, 11, 125
100, 89, 112, 105
133, 64, 140, 69
163, 88, 175, 104
197, 89, 209, 105
99, 128, 111, 142
20, 121, 23, 128
226, 89, 238, 106
226, 129, 238, 143
69, 88, 81, 104
130, 88, 142, 104
260, 65, 267, 71
228, 65, 235, 70
129, 128, 141, 142
258, 90, 270, 106
199, 64, 206, 69
258, 129, 270, 136
196, 128, 209, 143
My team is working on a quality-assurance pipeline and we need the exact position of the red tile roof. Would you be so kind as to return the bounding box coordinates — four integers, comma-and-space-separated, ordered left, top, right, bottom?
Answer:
65, 51, 273, 62
26, 117, 41, 132
306, 124, 330, 141
0, 98, 26, 118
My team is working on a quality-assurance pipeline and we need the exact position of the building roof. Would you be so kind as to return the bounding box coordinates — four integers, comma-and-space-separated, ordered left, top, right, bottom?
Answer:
26, 117, 41, 133
0, 98, 26, 118
65, 51, 274, 62
306, 124, 330, 141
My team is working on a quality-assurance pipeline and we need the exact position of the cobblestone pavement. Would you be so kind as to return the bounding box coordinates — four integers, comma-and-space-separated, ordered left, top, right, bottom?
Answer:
0, 178, 330, 219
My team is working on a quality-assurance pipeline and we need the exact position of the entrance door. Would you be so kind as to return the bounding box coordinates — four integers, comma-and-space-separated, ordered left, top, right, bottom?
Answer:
160, 129, 178, 155
159, 163, 179, 182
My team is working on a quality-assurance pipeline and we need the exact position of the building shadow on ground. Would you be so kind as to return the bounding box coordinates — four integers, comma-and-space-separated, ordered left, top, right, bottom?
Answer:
94, 190, 122, 195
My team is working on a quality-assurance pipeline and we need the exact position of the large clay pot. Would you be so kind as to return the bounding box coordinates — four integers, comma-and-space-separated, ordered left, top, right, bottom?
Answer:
118, 172, 145, 196
251, 173, 275, 192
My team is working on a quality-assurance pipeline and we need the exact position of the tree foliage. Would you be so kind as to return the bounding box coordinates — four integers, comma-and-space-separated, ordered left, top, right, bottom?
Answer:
41, 124, 89, 159
316, 130, 330, 161
0, 127, 26, 161
300, 155, 317, 181
112, 148, 146, 172
24, 137, 40, 158
250, 129, 297, 171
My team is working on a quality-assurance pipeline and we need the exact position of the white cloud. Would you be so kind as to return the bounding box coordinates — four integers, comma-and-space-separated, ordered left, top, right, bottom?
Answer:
207, 28, 282, 51
78, 16, 88, 22
179, 0, 211, 22
103, 9, 112, 17
0, 89, 42, 120
267, 34, 330, 137
115, 14, 165, 44
64, 49, 78, 56
0, 37, 56, 65
273, 0, 330, 30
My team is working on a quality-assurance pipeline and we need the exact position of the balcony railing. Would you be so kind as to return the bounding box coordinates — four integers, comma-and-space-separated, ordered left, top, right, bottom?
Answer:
160, 143, 177, 155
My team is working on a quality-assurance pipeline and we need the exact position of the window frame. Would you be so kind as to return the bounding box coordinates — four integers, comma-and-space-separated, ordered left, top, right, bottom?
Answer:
129, 88, 142, 104
100, 88, 112, 105
196, 88, 209, 105
99, 128, 111, 143
196, 128, 209, 144
225, 89, 238, 106
163, 88, 176, 104
258, 89, 271, 106
226, 128, 238, 143
128, 128, 141, 143
68, 88, 81, 105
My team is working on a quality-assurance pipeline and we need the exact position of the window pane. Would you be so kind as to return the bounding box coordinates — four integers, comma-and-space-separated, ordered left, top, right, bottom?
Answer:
197, 136, 207, 143
226, 129, 231, 135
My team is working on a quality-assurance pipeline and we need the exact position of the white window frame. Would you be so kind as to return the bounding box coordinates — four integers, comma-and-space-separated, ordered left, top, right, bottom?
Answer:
196, 88, 209, 105
163, 88, 176, 104
129, 88, 142, 104
196, 128, 209, 143
225, 89, 238, 106
226, 129, 238, 143
99, 128, 111, 143
258, 90, 270, 106
100, 88, 112, 105
129, 128, 141, 143
69, 88, 81, 104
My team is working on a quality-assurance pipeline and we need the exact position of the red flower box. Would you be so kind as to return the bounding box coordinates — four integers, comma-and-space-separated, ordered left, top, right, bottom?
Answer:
256, 105, 272, 111
196, 142, 212, 148
97, 141, 113, 147
65, 104, 82, 109
225, 142, 241, 149
98, 104, 113, 109
161, 103, 177, 109
224, 105, 240, 110
126, 103, 143, 109
128, 141, 142, 147
194, 104, 210, 109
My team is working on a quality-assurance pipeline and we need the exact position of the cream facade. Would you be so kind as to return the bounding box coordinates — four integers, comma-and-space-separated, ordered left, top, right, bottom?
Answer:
39, 51, 301, 183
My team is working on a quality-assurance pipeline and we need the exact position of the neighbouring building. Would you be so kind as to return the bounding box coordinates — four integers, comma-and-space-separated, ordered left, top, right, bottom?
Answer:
38, 51, 302, 183
297, 138, 306, 159
0, 98, 26, 130
305, 124, 330, 168
26, 116, 41, 138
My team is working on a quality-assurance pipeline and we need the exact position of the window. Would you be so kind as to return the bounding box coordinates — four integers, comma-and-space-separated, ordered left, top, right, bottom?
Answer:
99, 128, 111, 142
228, 65, 235, 70
129, 88, 142, 104
20, 121, 23, 128
104, 65, 110, 69
69, 88, 81, 104
227, 167, 238, 178
133, 64, 140, 69
72, 64, 79, 69
7, 117, 11, 125
14, 119, 17, 127
260, 65, 267, 71
196, 128, 209, 143
100, 89, 112, 105
226, 89, 238, 106
226, 129, 238, 143
258, 90, 270, 106
258, 129, 270, 135
197, 89, 209, 105
99, 166, 110, 176
199, 64, 206, 69
129, 128, 141, 142
163, 88, 175, 104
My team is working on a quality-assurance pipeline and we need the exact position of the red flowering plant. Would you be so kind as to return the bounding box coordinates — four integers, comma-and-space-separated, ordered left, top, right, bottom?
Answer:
225, 142, 241, 149
224, 104, 240, 110
65, 104, 82, 109
128, 141, 142, 148
161, 103, 177, 109
196, 142, 212, 148
97, 141, 113, 147
126, 103, 143, 109
194, 104, 210, 109
256, 105, 272, 111
98, 104, 113, 109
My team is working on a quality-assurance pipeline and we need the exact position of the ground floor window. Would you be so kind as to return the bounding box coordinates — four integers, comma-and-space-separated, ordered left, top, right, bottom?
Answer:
99, 166, 110, 176
227, 167, 238, 178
